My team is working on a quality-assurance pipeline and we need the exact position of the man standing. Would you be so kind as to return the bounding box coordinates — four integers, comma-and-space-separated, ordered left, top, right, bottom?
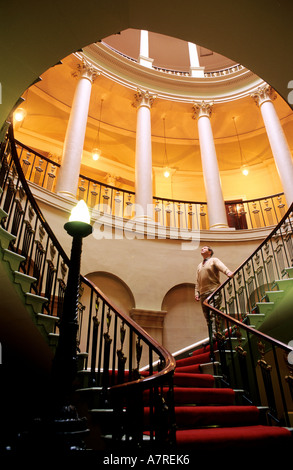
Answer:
195, 245, 233, 323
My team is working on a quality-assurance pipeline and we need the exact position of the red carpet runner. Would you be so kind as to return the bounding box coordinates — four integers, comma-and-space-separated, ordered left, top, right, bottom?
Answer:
145, 344, 292, 452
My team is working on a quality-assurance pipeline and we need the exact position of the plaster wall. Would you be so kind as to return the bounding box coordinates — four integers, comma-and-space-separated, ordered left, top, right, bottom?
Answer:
33, 184, 270, 354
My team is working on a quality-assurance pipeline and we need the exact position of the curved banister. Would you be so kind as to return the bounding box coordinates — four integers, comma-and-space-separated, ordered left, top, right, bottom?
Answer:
82, 275, 176, 385
206, 201, 293, 302
1, 125, 177, 446
204, 203, 293, 426
205, 298, 292, 355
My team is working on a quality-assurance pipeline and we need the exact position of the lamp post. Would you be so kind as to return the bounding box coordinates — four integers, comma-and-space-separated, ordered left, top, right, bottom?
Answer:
51, 200, 92, 449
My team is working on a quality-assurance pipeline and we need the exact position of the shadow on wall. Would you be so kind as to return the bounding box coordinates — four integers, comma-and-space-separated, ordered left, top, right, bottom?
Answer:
85, 271, 136, 316
162, 283, 208, 354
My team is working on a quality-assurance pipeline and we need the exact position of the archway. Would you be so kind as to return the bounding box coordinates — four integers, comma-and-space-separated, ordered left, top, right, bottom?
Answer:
162, 282, 207, 354
86, 271, 135, 315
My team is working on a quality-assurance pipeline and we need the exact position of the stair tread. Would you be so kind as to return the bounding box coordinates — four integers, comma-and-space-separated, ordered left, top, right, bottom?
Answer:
175, 424, 293, 445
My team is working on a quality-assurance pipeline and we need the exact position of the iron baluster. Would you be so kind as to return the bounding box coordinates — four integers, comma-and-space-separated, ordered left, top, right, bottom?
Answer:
257, 341, 278, 423
117, 321, 127, 385
31, 225, 46, 295
102, 306, 112, 393
89, 297, 100, 386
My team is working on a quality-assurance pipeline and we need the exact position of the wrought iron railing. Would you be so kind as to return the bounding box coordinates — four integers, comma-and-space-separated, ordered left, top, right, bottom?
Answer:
0, 126, 176, 448
205, 205, 293, 426
14, 138, 287, 231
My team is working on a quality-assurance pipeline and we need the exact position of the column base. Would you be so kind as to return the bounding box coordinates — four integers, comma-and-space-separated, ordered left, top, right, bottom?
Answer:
209, 223, 235, 230
133, 214, 154, 222
56, 190, 77, 200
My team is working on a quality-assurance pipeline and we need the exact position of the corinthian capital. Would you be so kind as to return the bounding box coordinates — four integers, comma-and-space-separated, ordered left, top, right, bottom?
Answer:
251, 84, 277, 107
192, 101, 213, 119
132, 89, 156, 109
72, 59, 100, 83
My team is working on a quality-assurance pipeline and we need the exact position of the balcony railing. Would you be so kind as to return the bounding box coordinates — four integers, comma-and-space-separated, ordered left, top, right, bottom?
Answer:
14, 138, 287, 232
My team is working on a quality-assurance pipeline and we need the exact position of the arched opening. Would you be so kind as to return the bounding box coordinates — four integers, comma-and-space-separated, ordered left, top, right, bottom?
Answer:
162, 282, 207, 354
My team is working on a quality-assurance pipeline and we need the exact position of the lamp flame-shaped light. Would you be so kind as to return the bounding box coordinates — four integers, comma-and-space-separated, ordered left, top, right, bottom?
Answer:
69, 200, 91, 224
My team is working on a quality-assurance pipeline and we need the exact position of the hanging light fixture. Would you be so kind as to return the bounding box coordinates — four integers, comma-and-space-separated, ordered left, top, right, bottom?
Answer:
232, 116, 249, 176
162, 116, 170, 178
91, 98, 104, 161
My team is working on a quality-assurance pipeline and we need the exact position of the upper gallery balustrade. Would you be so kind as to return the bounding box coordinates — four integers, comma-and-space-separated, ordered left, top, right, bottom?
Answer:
15, 139, 287, 233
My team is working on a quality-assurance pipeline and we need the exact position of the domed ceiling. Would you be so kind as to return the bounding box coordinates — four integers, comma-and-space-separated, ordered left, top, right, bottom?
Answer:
13, 29, 293, 195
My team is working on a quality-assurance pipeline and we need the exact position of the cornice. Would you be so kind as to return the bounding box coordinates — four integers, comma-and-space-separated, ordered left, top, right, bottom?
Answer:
80, 44, 264, 104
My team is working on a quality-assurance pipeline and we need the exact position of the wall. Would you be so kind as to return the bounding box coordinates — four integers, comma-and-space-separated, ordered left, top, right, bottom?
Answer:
32, 183, 271, 354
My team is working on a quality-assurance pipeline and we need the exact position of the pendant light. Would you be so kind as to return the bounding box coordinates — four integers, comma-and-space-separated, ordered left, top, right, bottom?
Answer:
92, 98, 104, 161
162, 116, 170, 177
232, 116, 249, 176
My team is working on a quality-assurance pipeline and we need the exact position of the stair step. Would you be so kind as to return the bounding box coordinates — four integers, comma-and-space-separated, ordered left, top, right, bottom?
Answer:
14, 271, 37, 293
246, 313, 266, 328
25, 292, 48, 314
255, 302, 275, 314
200, 361, 220, 375
0, 225, 16, 249
173, 372, 215, 388
170, 405, 260, 428
265, 290, 285, 302
275, 278, 293, 291
175, 425, 293, 450
2, 248, 25, 271
36, 312, 59, 335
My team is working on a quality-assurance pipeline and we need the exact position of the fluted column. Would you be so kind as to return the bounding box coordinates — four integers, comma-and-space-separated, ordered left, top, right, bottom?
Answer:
133, 89, 156, 219
56, 60, 99, 198
193, 101, 229, 229
251, 84, 293, 205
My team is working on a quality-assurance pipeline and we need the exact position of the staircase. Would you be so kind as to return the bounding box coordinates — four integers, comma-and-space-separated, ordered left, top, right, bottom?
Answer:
172, 347, 292, 453
245, 266, 291, 321
0, 128, 293, 460
73, 340, 293, 458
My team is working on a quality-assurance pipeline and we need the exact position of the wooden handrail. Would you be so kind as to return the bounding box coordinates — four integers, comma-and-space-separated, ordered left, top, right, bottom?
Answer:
204, 203, 293, 426
3, 125, 177, 445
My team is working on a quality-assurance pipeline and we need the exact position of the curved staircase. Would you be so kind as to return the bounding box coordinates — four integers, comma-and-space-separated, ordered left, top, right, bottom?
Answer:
0, 129, 292, 461
169, 346, 292, 453
76, 342, 293, 456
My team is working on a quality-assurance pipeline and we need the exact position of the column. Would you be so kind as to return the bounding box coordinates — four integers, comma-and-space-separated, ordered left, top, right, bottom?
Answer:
251, 84, 293, 205
192, 101, 229, 229
138, 30, 154, 69
133, 89, 156, 219
55, 60, 99, 198
188, 42, 205, 78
